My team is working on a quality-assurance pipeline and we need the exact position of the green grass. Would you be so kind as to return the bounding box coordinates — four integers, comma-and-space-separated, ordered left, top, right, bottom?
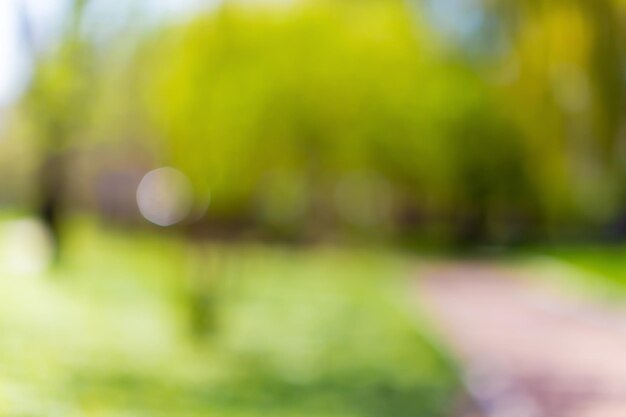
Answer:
0, 218, 458, 417
511, 244, 626, 304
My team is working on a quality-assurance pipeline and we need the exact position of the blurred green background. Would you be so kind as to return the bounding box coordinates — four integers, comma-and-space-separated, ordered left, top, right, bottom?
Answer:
0, 0, 625, 415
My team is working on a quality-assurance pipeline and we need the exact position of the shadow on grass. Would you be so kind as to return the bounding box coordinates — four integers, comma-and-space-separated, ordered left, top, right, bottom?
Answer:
69, 367, 453, 417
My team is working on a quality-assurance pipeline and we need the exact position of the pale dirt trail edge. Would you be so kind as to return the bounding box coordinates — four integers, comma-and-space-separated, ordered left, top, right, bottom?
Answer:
417, 263, 626, 417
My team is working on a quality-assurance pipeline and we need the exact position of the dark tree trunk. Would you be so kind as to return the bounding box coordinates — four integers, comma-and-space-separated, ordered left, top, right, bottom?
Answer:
39, 154, 65, 264
455, 207, 488, 247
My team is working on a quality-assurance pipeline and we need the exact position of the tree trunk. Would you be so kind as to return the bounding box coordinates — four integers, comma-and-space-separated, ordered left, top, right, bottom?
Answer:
39, 153, 64, 264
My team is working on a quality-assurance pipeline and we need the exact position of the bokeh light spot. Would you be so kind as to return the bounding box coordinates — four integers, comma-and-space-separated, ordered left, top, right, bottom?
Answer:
0, 218, 53, 276
136, 167, 194, 227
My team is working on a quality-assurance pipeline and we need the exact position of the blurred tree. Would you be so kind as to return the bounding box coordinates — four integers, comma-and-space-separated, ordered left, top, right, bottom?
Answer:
12, 0, 624, 245
17, 0, 96, 261
485, 0, 626, 237
142, 0, 527, 243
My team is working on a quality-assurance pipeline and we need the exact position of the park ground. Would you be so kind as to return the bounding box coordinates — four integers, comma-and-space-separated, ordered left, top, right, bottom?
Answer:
0, 215, 626, 416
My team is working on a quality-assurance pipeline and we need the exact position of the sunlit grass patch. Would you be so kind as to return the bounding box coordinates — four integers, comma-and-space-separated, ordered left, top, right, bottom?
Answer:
0, 217, 458, 416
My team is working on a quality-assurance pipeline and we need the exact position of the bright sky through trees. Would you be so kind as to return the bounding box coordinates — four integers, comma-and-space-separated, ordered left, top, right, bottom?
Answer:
0, 0, 214, 106
0, 0, 30, 106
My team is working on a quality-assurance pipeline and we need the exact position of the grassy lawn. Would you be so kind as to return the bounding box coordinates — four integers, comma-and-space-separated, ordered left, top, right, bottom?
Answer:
0, 218, 458, 417
513, 245, 626, 302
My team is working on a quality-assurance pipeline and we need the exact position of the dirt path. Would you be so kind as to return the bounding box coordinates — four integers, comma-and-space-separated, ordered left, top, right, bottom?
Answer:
417, 263, 626, 417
